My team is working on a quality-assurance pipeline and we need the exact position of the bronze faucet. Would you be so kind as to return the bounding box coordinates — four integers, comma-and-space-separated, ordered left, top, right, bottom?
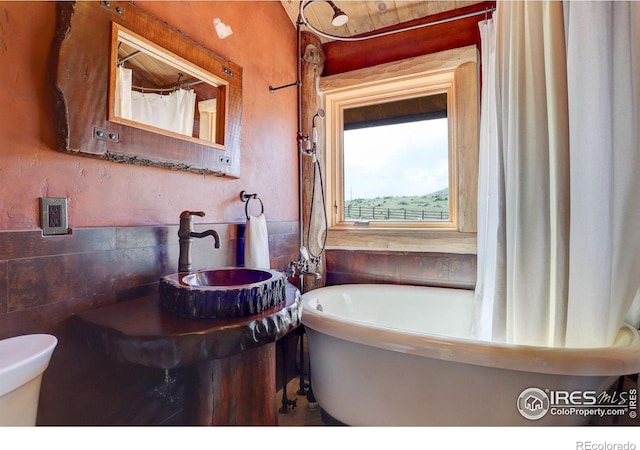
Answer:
178, 211, 220, 273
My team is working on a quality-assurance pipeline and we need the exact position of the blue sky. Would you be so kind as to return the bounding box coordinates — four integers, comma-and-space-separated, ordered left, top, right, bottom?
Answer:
343, 118, 449, 200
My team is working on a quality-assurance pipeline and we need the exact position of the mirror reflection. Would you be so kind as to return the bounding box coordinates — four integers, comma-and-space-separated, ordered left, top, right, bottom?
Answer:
109, 23, 227, 148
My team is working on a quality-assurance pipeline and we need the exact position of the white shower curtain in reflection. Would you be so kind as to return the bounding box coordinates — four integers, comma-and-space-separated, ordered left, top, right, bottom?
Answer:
115, 65, 133, 119
474, 1, 640, 347
116, 66, 196, 137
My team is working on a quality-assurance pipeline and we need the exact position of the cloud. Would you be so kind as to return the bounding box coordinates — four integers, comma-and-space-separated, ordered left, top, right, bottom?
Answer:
344, 119, 449, 200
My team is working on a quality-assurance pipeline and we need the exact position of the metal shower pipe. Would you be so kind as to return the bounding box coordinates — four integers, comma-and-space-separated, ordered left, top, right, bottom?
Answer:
298, 0, 496, 42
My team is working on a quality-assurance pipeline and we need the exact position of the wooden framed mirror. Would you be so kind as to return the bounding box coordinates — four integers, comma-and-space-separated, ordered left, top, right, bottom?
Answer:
53, 1, 242, 177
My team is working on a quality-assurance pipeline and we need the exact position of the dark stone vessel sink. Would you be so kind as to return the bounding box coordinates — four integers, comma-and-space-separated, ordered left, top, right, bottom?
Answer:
159, 268, 287, 319
182, 268, 275, 287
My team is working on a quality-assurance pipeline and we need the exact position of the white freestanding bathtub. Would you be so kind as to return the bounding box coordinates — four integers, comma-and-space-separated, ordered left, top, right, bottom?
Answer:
301, 284, 640, 426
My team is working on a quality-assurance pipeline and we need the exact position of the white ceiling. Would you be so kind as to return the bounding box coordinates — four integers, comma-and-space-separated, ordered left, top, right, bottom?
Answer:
279, 1, 484, 43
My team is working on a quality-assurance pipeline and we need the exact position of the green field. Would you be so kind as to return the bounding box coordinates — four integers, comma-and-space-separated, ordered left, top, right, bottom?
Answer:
344, 188, 449, 221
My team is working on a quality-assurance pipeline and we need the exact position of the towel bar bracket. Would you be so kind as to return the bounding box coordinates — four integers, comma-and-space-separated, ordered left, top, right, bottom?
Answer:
240, 191, 264, 220
239, 191, 256, 202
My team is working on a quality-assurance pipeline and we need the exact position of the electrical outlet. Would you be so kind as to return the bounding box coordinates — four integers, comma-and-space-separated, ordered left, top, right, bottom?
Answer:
40, 197, 69, 235
219, 155, 231, 166
48, 204, 62, 227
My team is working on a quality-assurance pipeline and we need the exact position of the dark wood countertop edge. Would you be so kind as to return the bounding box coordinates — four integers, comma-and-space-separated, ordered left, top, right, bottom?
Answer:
69, 284, 302, 369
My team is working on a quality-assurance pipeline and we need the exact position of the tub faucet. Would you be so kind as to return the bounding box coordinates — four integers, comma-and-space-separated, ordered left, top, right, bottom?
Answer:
178, 211, 220, 273
288, 263, 322, 280
287, 246, 322, 280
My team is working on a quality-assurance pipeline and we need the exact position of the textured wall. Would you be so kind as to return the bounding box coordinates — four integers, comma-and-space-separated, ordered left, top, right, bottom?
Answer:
0, 1, 298, 230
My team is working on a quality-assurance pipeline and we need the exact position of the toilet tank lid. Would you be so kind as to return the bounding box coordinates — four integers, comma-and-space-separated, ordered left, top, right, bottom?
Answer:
0, 334, 58, 397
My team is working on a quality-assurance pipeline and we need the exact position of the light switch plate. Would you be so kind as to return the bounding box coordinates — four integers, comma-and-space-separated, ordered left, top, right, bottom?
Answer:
40, 197, 69, 235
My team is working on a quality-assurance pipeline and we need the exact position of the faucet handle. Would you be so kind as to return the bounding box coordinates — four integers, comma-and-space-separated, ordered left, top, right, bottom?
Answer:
180, 211, 206, 219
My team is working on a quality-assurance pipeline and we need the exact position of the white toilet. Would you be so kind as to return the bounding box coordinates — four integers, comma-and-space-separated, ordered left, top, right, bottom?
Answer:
0, 334, 58, 426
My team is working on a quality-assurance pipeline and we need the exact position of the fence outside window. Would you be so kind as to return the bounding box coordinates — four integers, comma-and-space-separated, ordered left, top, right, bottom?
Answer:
344, 205, 449, 221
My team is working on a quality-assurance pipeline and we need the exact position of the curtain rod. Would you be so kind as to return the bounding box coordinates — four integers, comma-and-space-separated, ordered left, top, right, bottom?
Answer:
299, 2, 496, 42
132, 80, 203, 94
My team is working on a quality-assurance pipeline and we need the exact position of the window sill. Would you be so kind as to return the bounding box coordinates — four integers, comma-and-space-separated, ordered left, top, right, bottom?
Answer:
326, 227, 477, 254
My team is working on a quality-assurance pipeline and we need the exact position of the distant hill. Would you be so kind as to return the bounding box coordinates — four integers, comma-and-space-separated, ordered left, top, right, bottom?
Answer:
344, 188, 449, 221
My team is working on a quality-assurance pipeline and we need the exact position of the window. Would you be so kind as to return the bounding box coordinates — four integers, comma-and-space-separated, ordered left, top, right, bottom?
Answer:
343, 93, 451, 225
321, 46, 478, 252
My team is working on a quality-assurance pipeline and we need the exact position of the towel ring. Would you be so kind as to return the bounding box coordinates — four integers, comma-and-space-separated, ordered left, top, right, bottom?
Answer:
240, 191, 264, 220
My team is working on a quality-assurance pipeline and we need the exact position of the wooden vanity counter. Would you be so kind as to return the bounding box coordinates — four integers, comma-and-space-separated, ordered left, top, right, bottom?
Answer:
71, 283, 302, 426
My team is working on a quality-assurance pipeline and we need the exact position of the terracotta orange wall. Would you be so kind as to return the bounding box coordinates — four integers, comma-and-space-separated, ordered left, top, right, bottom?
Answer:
0, 1, 298, 230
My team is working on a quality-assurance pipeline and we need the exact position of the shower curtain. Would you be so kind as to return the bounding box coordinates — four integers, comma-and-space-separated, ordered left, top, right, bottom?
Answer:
474, 1, 640, 347
116, 66, 196, 137
473, 14, 506, 342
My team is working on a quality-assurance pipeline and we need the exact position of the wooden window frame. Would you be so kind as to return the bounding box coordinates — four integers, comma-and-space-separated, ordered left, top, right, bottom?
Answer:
320, 46, 479, 253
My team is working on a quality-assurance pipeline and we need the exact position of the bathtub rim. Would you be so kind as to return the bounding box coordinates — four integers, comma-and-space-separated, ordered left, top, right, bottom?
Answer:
301, 284, 640, 377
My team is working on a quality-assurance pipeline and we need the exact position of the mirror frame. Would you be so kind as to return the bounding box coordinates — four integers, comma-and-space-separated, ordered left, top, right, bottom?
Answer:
53, 1, 243, 177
